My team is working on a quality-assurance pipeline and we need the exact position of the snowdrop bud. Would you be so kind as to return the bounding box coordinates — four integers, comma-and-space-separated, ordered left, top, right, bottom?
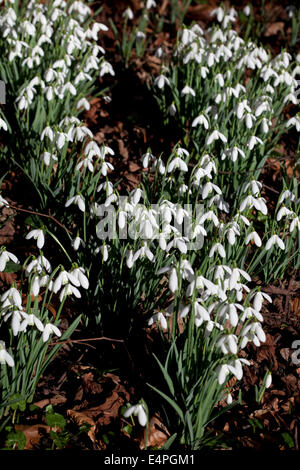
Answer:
243, 5, 251, 16
123, 7, 134, 20
265, 372, 272, 389
0, 341, 14, 367
227, 393, 233, 405
169, 267, 178, 293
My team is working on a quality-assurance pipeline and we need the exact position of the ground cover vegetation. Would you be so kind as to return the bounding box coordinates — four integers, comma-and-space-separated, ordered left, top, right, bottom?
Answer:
0, 0, 299, 451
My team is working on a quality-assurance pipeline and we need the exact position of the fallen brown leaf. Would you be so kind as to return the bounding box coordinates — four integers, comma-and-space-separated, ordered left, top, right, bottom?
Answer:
264, 22, 285, 37
34, 395, 67, 409
67, 409, 96, 443
140, 414, 169, 450
14, 424, 51, 449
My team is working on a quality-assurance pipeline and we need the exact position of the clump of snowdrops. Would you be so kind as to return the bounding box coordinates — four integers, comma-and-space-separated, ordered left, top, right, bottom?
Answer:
0, 0, 299, 449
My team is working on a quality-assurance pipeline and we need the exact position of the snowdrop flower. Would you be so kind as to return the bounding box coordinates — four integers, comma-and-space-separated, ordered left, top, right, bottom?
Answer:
206, 129, 227, 146
251, 290, 272, 312
222, 146, 245, 162
146, 0, 156, 9
209, 242, 226, 258
77, 97, 90, 110
228, 358, 250, 380
217, 334, 238, 355
26, 229, 45, 249
229, 268, 251, 290
239, 195, 268, 215
243, 5, 251, 16
148, 312, 167, 330
3, 307, 24, 336
192, 114, 209, 129
70, 267, 89, 289
41, 126, 54, 141
276, 207, 294, 221
123, 403, 147, 427
202, 182, 222, 199
245, 231, 262, 247
132, 242, 154, 264
286, 116, 300, 132
290, 216, 300, 233
0, 341, 14, 367
99, 61, 115, 77
243, 180, 262, 197
122, 7, 134, 20
59, 283, 81, 302
1, 285, 22, 307
158, 265, 178, 292
20, 313, 44, 332
26, 255, 51, 275
241, 322, 266, 348
0, 249, 19, 272
247, 136, 263, 150
30, 273, 51, 297
41, 151, 58, 166
265, 372, 272, 388
154, 75, 170, 89
199, 210, 219, 227
167, 157, 188, 173
210, 7, 225, 22
243, 113, 256, 129
42, 323, 61, 342
265, 234, 285, 251
0, 118, 8, 131
72, 236, 83, 251
0, 195, 9, 208
152, 157, 166, 175
167, 103, 176, 115
278, 190, 296, 204
181, 85, 196, 97
141, 152, 155, 168
99, 161, 114, 176
65, 194, 85, 212
53, 269, 80, 293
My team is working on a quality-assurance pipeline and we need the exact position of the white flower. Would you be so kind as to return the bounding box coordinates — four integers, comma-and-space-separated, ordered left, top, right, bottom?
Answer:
26, 229, 45, 249
77, 97, 90, 111
247, 136, 263, 150
70, 267, 89, 289
206, 129, 227, 146
154, 75, 170, 89
123, 404, 147, 426
0, 249, 19, 271
243, 5, 251, 16
245, 231, 262, 247
192, 114, 209, 129
167, 157, 188, 173
181, 85, 195, 97
209, 242, 226, 258
65, 194, 85, 212
42, 323, 61, 342
20, 313, 44, 332
0, 118, 8, 131
41, 126, 54, 141
265, 234, 285, 251
146, 0, 156, 9
265, 372, 272, 389
42, 151, 58, 166
251, 291, 272, 312
148, 312, 167, 330
1, 287, 22, 307
122, 7, 134, 20
53, 270, 80, 293
0, 341, 14, 367
0, 195, 9, 207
